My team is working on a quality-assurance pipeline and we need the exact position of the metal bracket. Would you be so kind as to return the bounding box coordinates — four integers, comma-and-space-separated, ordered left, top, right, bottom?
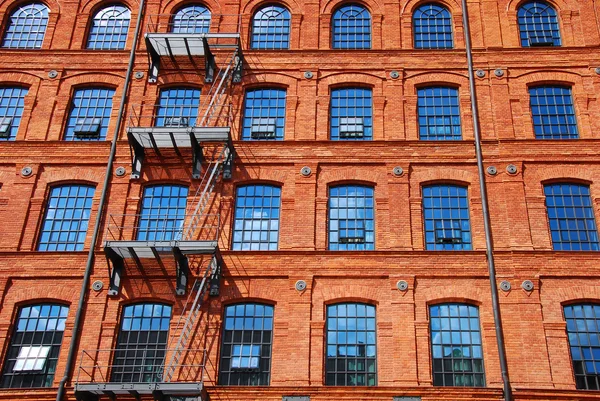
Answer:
128, 132, 145, 179
174, 248, 189, 296
203, 38, 216, 83
145, 35, 160, 83
232, 51, 243, 83
209, 252, 222, 297
190, 132, 204, 179
106, 247, 125, 296
222, 142, 234, 180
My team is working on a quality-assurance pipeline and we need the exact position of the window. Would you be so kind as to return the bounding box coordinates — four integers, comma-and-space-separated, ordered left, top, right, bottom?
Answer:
232, 185, 281, 250
1, 304, 68, 388
529, 86, 577, 139
155, 87, 201, 127
111, 304, 171, 383
518, 1, 560, 47
331, 4, 371, 49
413, 3, 453, 49
544, 183, 599, 251
326, 303, 376, 386
64, 88, 115, 141
251, 5, 290, 49
329, 185, 374, 250
2, 3, 49, 49
242, 88, 286, 140
0, 87, 28, 141
430, 304, 484, 387
87, 5, 131, 50
564, 304, 600, 390
219, 303, 273, 385
38, 185, 95, 251
423, 185, 471, 250
330, 88, 372, 140
137, 185, 188, 241
418, 86, 461, 140
171, 5, 211, 33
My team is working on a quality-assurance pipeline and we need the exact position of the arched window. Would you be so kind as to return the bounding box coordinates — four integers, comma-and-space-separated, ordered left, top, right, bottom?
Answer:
38, 185, 95, 251
0, 87, 28, 141
330, 87, 372, 141
64, 88, 115, 141
219, 303, 274, 385
242, 88, 286, 140
111, 303, 171, 383
564, 304, 600, 389
137, 185, 188, 241
326, 303, 376, 386
544, 183, 599, 251
171, 5, 211, 34
417, 86, 461, 140
87, 5, 131, 50
328, 185, 374, 250
529, 86, 577, 139
518, 1, 561, 47
232, 185, 281, 250
155, 87, 201, 127
331, 4, 371, 49
0, 304, 69, 388
430, 303, 485, 386
413, 3, 453, 49
2, 3, 49, 49
251, 5, 290, 49
422, 184, 471, 250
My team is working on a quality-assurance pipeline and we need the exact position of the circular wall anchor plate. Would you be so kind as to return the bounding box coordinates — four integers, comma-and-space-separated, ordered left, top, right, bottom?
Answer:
595, 67, 600, 75
494, 68, 505, 77
392, 166, 404, 177
300, 166, 311, 176
304, 71, 313, 79
506, 164, 518, 174
295, 280, 307, 291
486, 166, 497, 176
134, 71, 144, 79
92, 280, 104, 291
48, 70, 58, 79
522, 280, 534, 291
396, 280, 408, 291
21, 166, 33, 177
475, 69, 485, 78
499, 280, 511, 292
115, 166, 126, 176
390, 70, 400, 79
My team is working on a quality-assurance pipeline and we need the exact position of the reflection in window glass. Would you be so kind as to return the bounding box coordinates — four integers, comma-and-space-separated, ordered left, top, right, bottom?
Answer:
332, 4, 371, 49
2, 3, 49, 49
413, 3, 453, 49
232, 185, 281, 251
329, 185, 374, 250
137, 185, 188, 241
330, 88, 372, 141
423, 185, 471, 250
87, 5, 131, 50
155, 88, 201, 128
418, 87, 461, 140
518, 1, 561, 47
172, 5, 211, 34
242, 89, 286, 140
64, 88, 115, 141
251, 5, 290, 49
0, 87, 28, 141
564, 304, 600, 390
529, 86, 577, 139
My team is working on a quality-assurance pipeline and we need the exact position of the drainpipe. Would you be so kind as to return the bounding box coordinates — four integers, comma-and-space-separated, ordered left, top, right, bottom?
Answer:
460, 0, 512, 400
55, 0, 146, 398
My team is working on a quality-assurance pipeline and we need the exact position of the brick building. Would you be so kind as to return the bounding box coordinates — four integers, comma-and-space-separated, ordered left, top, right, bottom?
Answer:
0, 0, 599, 400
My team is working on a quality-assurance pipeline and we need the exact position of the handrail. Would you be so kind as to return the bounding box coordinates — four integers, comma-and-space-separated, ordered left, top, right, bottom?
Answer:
146, 13, 242, 34
126, 103, 233, 130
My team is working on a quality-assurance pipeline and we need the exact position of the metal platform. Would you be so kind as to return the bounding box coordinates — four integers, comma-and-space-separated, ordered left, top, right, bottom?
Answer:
75, 381, 204, 397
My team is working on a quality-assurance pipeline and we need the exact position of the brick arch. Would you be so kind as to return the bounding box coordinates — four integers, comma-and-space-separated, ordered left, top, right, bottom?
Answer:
241, 0, 298, 17
506, 0, 566, 14
156, 72, 204, 87
401, 0, 461, 16
527, 166, 596, 188
319, 72, 384, 94
318, 286, 380, 307
0, 0, 61, 16
555, 286, 600, 306
409, 168, 477, 192
243, 71, 298, 92
41, 173, 103, 189
322, 0, 382, 17
420, 284, 486, 305
320, 170, 384, 188
0, 71, 43, 88
161, 0, 221, 15
221, 297, 277, 308
4, 290, 76, 311
233, 166, 288, 185
59, 72, 125, 89
512, 70, 581, 86
405, 71, 468, 91
81, 0, 134, 17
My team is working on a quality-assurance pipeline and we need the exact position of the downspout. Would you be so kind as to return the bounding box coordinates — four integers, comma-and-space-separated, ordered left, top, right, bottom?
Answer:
460, 0, 512, 400
55, 0, 146, 398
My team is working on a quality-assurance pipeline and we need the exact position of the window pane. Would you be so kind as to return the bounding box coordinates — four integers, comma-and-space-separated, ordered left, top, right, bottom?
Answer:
0, 87, 28, 141
232, 185, 281, 250
564, 304, 600, 389
137, 185, 188, 241
544, 184, 599, 251
518, 1, 561, 47
529, 86, 577, 139
251, 6, 290, 49
87, 5, 131, 50
413, 4, 453, 49
154, 88, 201, 127
2, 3, 49, 49
172, 5, 211, 34
242, 89, 286, 140
418, 87, 461, 140
332, 4, 371, 49
423, 185, 471, 250
0, 304, 69, 388
219, 303, 273, 385
329, 185, 374, 250
64, 88, 115, 141
330, 88, 372, 141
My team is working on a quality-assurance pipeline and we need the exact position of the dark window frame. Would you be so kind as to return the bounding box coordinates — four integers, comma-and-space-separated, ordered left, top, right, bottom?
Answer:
564, 303, 600, 390
413, 3, 454, 49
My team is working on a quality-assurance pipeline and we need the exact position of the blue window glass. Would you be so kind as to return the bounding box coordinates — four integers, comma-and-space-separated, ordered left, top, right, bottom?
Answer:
326, 303, 376, 386
518, 1, 561, 47
64, 88, 115, 141
155, 87, 201, 128
251, 5, 290, 49
423, 185, 471, 250
111, 304, 171, 383
529, 86, 577, 139
219, 303, 274, 385
418, 86, 461, 140
413, 3, 453, 49
171, 5, 211, 33
2, 3, 49, 49
329, 185, 374, 250
332, 4, 371, 49
564, 304, 600, 390
137, 185, 188, 241
242, 88, 286, 140
544, 183, 599, 251
430, 304, 485, 387
232, 185, 281, 251
38, 185, 95, 251
0, 87, 28, 141
87, 5, 130, 50
330, 88, 372, 141
0, 304, 68, 388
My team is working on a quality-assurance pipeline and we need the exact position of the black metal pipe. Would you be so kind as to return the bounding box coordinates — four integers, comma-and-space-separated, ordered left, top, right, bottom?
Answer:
55, 0, 146, 398
460, 0, 512, 400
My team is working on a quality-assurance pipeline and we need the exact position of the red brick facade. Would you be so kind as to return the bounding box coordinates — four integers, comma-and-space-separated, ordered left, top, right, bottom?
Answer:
0, 0, 599, 400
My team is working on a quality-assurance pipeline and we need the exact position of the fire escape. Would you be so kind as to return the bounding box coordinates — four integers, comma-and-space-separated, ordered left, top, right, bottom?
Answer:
74, 13, 242, 401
